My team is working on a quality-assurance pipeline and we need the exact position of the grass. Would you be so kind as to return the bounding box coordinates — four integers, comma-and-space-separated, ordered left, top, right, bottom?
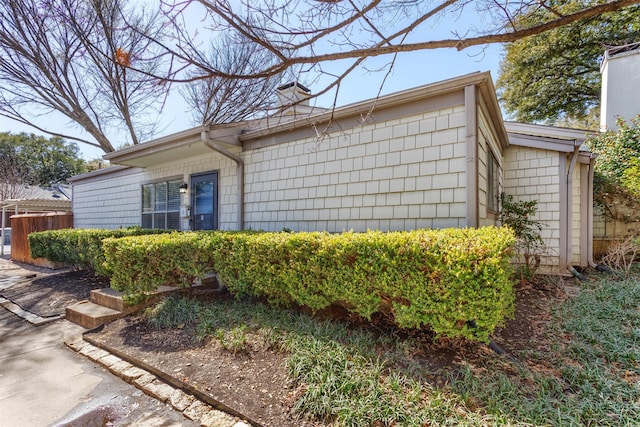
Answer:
147, 268, 640, 426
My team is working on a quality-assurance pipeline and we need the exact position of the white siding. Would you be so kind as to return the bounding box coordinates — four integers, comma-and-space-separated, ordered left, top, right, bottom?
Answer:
477, 105, 503, 227
72, 149, 241, 231
571, 165, 582, 265
600, 47, 640, 131
72, 167, 147, 229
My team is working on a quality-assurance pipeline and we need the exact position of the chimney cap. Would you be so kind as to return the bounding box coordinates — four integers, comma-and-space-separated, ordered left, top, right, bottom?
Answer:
277, 82, 311, 93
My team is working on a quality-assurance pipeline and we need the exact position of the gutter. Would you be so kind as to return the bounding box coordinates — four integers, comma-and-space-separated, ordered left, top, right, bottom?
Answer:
200, 128, 245, 230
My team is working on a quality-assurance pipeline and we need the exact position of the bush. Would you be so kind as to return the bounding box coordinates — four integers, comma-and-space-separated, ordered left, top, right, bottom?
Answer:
28, 227, 168, 276
104, 227, 515, 342
103, 231, 220, 298
499, 193, 545, 281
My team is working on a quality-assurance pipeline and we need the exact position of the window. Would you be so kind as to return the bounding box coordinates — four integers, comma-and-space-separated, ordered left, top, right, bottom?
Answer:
142, 180, 181, 229
487, 151, 499, 212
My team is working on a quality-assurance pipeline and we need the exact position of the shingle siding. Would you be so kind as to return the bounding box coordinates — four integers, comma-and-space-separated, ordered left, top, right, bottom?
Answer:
242, 105, 467, 232
503, 146, 562, 272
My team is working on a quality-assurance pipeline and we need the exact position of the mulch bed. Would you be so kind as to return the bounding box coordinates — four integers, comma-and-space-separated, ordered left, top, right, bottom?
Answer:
0, 270, 108, 317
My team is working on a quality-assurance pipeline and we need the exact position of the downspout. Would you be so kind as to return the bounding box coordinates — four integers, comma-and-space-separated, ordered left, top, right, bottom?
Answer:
566, 143, 585, 279
1, 206, 6, 256
588, 154, 598, 268
464, 85, 479, 227
200, 129, 245, 230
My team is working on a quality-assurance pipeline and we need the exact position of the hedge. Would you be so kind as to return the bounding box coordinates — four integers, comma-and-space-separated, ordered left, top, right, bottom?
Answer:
28, 228, 169, 276
103, 227, 515, 342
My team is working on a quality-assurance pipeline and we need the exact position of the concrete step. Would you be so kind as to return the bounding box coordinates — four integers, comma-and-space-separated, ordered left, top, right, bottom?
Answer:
65, 301, 123, 329
89, 286, 178, 314
68, 276, 223, 329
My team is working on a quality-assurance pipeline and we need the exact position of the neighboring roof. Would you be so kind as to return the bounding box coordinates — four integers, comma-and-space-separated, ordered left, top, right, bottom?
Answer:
505, 121, 595, 153
102, 71, 507, 168
0, 185, 72, 211
606, 42, 640, 58
0, 198, 72, 212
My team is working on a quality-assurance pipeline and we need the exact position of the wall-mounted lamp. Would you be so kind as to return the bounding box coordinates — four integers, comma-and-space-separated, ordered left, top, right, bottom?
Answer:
179, 182, 188, 194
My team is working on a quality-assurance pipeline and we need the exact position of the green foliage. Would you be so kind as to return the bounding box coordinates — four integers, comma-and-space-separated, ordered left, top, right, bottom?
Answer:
103, 231, 223, 301
149, 296, 494, 425
497, 2, 640, 126
104, 227, 516, 342
449, 271, 640, 425
149, 272, 640, 426
588, 116, 640, 223
499, 193, 545, 279
0, 132, 87, 187
28, 227, 168, 276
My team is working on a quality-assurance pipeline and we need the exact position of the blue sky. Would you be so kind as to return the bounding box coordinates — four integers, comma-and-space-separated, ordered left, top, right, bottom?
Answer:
0, 3, 505, 160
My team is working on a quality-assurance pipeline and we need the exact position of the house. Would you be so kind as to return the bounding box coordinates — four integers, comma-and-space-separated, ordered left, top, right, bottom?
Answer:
69, 72, 594, 275
600, 42, 640, 131
592, 42, 640, 255
0, 184, 72, 256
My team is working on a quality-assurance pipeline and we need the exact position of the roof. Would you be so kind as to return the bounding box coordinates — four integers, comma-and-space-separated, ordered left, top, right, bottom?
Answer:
68, 165, 132, 183
0, 185, 72, 212
505, 121, 595, 153
239, 71, 504, 142
0, 198, 72, 212
606, 42, 640, 58
103, 71, 507, 167
102, 124, 245, 168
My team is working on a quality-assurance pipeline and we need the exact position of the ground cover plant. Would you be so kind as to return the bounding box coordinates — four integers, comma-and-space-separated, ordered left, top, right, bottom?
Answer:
93, 265, 640, 426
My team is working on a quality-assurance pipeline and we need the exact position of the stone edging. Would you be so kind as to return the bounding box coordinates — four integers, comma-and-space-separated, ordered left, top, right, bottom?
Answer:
66, 338, 252, 427
0, 297, 63, 325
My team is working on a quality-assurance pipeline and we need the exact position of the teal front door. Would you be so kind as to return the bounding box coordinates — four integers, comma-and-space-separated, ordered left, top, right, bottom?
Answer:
190, 171, 218, 230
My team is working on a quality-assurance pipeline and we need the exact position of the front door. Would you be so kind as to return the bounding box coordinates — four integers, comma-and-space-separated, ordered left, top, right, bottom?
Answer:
190, 171, 218, 230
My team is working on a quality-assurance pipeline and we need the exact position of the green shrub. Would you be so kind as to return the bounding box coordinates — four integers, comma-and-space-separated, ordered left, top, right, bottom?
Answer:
103, 231, 219, 299
105, 227, 515, 342
28, 227, 168, 276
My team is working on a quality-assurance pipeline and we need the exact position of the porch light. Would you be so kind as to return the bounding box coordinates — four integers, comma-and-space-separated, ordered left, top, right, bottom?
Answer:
179, 182, 188, 193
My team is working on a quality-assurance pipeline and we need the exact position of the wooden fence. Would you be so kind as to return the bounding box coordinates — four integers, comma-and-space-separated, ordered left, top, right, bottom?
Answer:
11, 212, 73, 268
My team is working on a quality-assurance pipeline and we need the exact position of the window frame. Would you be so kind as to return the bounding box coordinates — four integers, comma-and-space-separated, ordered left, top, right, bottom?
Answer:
487, 149, 500, 214
141, 178, 182, 230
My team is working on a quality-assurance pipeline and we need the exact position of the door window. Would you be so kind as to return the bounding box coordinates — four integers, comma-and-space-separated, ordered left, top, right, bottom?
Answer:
191, 172, 218, 230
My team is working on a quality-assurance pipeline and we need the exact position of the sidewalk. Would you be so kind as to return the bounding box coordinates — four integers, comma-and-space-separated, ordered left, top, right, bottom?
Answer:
0, 259, 202, 427
0, 257, 250, 427
0, 306, 199, 427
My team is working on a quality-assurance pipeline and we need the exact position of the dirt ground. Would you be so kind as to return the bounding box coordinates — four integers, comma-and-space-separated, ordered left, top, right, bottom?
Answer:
0, 258, 570, 427
1, 270, 108, 317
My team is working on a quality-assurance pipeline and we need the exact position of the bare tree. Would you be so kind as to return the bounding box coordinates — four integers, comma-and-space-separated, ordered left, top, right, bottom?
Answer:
180, 32, 285, 125
0, 0, 168, 153
0, 146, 31, 200
143, 0, 640, 106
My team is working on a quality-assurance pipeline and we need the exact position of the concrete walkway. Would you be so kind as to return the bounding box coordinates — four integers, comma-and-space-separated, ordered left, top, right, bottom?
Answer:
0, 307, 201, 427
0, 260, 206, 427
